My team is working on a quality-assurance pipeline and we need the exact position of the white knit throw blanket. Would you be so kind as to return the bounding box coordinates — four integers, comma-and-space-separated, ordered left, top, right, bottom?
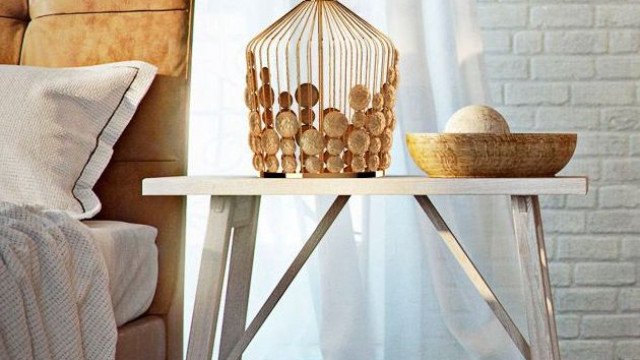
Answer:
0, 202, 116, 359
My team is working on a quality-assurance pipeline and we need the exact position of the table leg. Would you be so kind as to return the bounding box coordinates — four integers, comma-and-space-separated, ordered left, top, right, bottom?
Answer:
187, 196, 234, 360
511, 196, 561, 360
219, 196, 261, 360
414, 195, 531, 359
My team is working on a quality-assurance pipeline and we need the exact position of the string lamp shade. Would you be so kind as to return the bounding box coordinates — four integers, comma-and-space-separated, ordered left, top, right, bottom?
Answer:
245, 0, 399, 177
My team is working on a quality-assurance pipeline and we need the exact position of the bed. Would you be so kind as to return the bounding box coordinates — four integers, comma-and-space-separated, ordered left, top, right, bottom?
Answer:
0, 1, 193, 359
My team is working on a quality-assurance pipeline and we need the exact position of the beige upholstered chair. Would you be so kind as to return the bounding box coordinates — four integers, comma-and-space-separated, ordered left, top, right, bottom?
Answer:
0, 1, 193, 358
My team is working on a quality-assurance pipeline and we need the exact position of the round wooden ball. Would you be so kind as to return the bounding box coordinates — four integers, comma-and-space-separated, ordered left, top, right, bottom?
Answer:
265, 155, 279, 172
300, 128, 324, 156
323, 111, 349, 138
326, 156, 345, 173
278, 92, 294, 109
380, 152, 391, 170
275, 110, 299, 138
326, 138, 344, 156
351, 155, 367, 172
372, 93, 384, 111
249, 134, 262, 154
381, 128, 393, 152
352, 111, 367, 129
367, 153, 380, 171
280, 138, 296, 156
300, 108, 315, 125
281, 155, 297, 173
262, 109, 274, 127
261, 128, 280, 155
295, 83, 320, 108
252, 153, 264, 172
347, 129, 370, 155
260, 67, 271, 84
342, 124, 354, 145
245, 88, 258, 111
349, 84, 371, 111
249, 111, 262, 136
369, 136, 382, 154
304, 156, 323, 174
366, 112, 386, 136
258, 85, 275, 108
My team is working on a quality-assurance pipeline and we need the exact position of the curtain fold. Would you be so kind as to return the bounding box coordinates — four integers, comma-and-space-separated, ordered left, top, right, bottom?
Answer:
187, 1, 526, 358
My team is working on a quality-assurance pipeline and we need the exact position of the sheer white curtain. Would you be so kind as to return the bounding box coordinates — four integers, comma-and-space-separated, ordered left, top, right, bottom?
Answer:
187, 0, 526, 359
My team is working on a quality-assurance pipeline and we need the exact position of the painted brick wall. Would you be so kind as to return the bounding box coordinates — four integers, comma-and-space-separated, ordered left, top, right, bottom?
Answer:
478, 1, 640, 359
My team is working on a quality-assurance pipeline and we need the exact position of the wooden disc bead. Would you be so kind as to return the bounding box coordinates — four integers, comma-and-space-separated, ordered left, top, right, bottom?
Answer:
252, 153, 264, 172
249, 134, 262, 154
280, 138, 296, 156
300, 128, 324, 156
351, 155, 367, 172
326, 156, 345, 173
382, 83, 396, 108
262, 109, 274, 127
367, 154, 380, 171
349, 84, 371, 111
324, 107, 340, 116
369, 136, 382, 154
352, 111, 367, 129
276, 110, 299, 138
246, 68, 257, 90
246, 51, 256, 67
381, 128, 393, 152
260, 67, 270, 84
387, 68, 397, 87
265, 155, 279, 172
295, 83, 319, 108
384, 109, 396, 131
296, 124, 314, 145
304, 156, 323, 174
372, 93, 384, 111
300, 108, 315, 125
261, 128, 280, 155
258, 85, 275, 108
278, 92, 293, 109
282, 155, 297, 173
380, 152, 391, 170
326, 138, 344, 156
347, 129, 370, 155
366, 112, 386, 136
249, 111, 261, 135
323, 111, 349, 138
342, 150, 353, 166
245, 88, 258, 111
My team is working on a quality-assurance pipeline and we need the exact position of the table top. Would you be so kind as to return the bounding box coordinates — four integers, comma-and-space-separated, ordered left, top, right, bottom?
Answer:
142, 176, 588, 196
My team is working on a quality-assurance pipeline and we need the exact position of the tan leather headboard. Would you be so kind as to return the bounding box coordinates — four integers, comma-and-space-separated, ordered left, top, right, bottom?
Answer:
0, 0, 191, 323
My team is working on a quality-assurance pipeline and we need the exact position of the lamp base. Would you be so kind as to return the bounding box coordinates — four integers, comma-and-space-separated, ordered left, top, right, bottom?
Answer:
261, 171, 384, 179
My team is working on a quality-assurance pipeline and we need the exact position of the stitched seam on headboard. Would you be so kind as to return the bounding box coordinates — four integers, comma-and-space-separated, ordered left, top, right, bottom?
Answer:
33, 8, 187, 20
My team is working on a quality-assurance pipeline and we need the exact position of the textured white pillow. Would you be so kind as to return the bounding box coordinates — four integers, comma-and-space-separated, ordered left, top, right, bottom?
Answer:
0, 61, 157, 219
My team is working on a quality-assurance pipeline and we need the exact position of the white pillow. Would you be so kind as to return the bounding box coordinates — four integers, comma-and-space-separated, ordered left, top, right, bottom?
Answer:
0, 61, 157, 219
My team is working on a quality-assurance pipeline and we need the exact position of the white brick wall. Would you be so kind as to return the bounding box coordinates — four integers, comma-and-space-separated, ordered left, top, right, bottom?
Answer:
479, 0, 640, 357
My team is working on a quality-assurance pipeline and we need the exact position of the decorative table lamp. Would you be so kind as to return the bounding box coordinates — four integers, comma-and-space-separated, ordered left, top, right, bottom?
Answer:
245, 0, 399, 178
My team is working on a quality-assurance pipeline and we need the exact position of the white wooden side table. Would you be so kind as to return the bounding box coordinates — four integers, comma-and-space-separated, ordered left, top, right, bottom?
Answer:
142, 176, 588, 360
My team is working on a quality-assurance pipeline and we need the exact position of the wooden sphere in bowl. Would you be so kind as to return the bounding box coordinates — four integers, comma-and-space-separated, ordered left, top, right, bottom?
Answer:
406, 105, 577, 178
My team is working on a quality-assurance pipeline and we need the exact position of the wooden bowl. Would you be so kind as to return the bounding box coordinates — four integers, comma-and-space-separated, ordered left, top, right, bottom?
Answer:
406, 133, 577, 178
